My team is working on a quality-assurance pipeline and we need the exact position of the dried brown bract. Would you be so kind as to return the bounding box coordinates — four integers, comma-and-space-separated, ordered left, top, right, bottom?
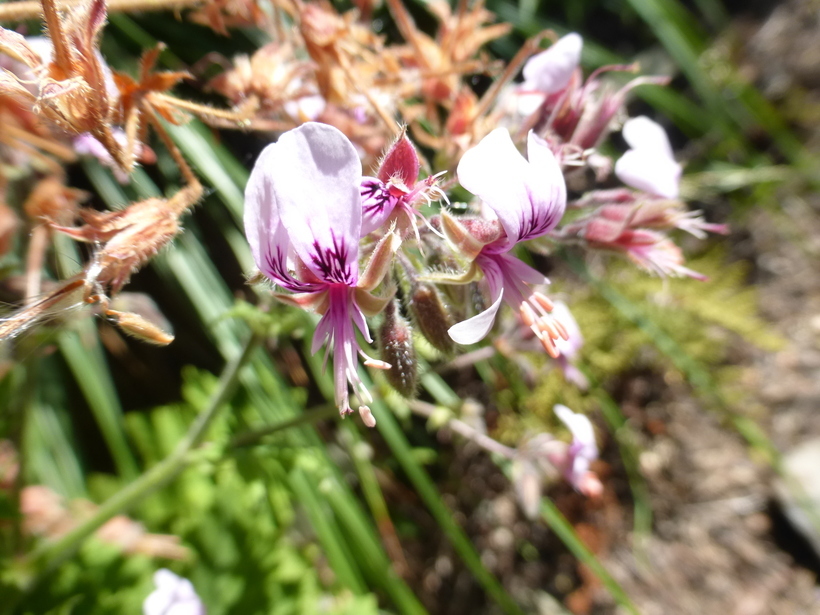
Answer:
188, 0, 270, 35
0, 0, 125, 166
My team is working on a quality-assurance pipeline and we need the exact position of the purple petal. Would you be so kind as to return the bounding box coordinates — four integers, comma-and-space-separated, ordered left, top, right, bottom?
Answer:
477, 252, 548, 310
143, 569, 204, 615
360, 177, 399, 236
457, 129, 566, 251
313, 286, 372, 414
270, 123, 363, 285
520, 131, 567, 241
522, 33, 583, 94
553, 404, 598, 461
447, 292, 504, 345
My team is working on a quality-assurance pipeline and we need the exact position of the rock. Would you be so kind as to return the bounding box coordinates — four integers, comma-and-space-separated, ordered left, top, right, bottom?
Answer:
773, 437, 820, 556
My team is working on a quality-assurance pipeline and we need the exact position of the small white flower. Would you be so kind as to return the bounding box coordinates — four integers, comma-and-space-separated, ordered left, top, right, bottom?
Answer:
143, 569, 205, 615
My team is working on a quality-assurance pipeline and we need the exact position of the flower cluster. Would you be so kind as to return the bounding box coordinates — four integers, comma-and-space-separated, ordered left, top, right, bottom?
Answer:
243, 25, 727, 434
0, 0, 728, 502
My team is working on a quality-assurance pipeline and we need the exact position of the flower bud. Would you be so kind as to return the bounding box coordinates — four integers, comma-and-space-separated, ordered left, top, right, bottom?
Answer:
378, 129, 419, 187
407, 282, 455, 355
378, 300, 417, 397
440, 212, 500, 261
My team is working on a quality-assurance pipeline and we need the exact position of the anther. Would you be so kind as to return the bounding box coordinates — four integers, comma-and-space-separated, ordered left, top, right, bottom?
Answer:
358, 406, 377, 428
363, 357, 392, 370
533, 292, 554, 313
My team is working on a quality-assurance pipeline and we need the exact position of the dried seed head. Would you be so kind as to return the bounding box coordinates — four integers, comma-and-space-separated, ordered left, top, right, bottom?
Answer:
23, 177, 87, 225
407, 281, 455, 355
378, 299, 417, 398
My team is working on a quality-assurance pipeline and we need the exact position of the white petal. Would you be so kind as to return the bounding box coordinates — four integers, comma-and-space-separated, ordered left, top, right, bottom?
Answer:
554, 405, 597, 460
458, 129, 566, 249
615, 149, 681, 199
522, 33, 583, 94
267, 123, 363, 284
621, 116, 674, 160
447, 292, 504, 345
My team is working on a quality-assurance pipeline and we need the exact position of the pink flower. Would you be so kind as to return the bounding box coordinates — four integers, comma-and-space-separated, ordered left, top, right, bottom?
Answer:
615, 116, 682, 199
517, 34, 669, 153
553, 404, 602, 497
143, 569, 204, 615
521, 33, 583, 96
445, 128, 567, 356
245, 122, 394, 421
359, 132, 445, 237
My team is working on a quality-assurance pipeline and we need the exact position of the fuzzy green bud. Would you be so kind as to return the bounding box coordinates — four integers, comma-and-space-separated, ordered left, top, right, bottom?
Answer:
379, 300, 418, 398
407, 282, 455, 355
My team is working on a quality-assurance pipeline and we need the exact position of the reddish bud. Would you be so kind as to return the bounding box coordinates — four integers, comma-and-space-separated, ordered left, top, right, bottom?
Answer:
407, 282, 455, 355
378, 130, 419, 186
441, 212, 501, 261
378, 300, 417, 398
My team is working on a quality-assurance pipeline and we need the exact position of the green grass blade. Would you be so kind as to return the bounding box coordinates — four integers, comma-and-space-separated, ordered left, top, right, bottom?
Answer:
370, 400, 525, 615
539, 498, 639, 615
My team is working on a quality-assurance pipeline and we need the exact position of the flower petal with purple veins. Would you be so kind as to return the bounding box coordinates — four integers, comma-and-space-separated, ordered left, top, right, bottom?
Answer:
457, 129, 566, 252
360, 177, 399, 236
522, 33, 583, 95
245, 141, 318, 292
267, 123, 363, 285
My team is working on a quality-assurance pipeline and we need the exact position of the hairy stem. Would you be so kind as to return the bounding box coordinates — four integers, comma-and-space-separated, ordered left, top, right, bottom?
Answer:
0, 0, 204, 22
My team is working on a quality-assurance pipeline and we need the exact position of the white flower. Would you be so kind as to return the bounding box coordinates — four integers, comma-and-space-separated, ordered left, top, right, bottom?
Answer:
143, 569, 205, 615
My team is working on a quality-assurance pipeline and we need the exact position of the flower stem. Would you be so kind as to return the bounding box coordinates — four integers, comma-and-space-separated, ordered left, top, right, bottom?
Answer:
0, 0, 205, 22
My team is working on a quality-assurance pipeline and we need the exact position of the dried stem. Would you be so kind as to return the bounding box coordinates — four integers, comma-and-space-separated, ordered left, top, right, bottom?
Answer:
2, 125, 77, 162
474, 31, 548, 124
408, 399, 516, 459
145, 106, 202, 205
39, 0, 71, 74
24, 226, 49, 301
0, 0, 205, 22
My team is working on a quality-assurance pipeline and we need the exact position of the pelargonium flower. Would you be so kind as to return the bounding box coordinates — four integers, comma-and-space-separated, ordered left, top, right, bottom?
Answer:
143, 569, 204, 615
442, 128, 568, 356
245, 122, 397, 423
615, 116, 681, 199
359, 130, 446, 238
551, 301, 589, 389
521, 33, 583, 96
553, 404, 602, 497
515, 33, 668, 153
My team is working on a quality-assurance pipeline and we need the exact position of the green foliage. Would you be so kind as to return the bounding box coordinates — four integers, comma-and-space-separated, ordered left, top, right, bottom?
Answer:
21, 366, 385, 615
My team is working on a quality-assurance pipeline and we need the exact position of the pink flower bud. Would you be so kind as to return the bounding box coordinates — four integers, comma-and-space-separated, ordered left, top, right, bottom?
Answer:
378, 131, 420, 187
